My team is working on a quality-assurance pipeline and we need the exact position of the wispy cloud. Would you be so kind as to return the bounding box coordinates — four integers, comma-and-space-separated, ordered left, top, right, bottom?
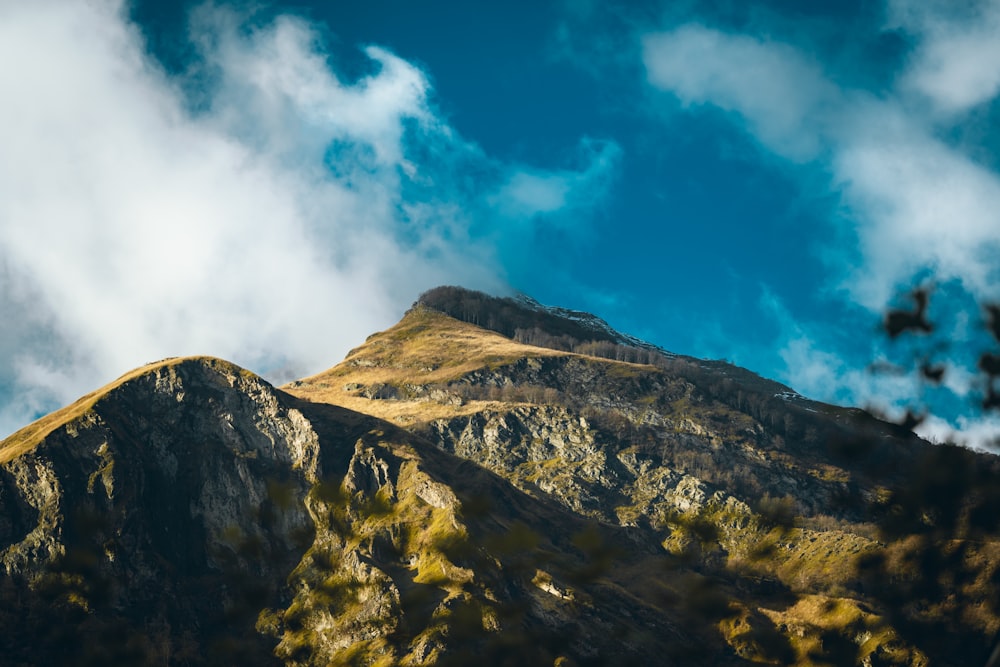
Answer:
0, 1, 618, 436
641, 22, 1000, 310
916, 413, 1000, 451
889, 0, 1000, 116
643, 27, 837, 162
756, 286, 1000, 450
491, 139, 621, 222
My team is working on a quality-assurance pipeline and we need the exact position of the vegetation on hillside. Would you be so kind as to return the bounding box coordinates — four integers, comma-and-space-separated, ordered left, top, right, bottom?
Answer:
401, 286, 1000, 665
3, 285, 1000, 665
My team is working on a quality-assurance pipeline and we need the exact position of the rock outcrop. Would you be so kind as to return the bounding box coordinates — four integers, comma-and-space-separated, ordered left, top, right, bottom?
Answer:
0, 357, 707, 665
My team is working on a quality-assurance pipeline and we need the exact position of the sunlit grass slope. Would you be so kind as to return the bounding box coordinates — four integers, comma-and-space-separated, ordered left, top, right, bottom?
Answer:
284, 305, 573, 423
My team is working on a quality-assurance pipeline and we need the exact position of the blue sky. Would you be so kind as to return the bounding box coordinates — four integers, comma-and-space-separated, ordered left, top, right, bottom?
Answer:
1, 0, 999, 447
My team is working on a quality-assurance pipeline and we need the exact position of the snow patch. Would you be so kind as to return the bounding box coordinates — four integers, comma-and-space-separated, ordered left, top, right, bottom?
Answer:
512, 293, 676, 357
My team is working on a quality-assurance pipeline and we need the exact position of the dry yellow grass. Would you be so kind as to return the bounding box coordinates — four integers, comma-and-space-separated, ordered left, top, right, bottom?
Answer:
283, 307, 567, 420
725, 527, 879, 593
761, 594, 866, 629
0, 356, 241, 465
300, 394, 517, 427
282, 305, 659, 427
294, 306, 566, 386
752, 594, 925, 666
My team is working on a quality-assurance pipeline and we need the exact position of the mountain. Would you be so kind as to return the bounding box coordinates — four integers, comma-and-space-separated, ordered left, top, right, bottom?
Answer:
2, 286, 999, 666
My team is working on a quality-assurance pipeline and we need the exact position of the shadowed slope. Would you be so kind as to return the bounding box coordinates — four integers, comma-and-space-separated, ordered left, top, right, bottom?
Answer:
0, 356, 222, 465
282, 288, 1000, 666
0, 354, 736, 665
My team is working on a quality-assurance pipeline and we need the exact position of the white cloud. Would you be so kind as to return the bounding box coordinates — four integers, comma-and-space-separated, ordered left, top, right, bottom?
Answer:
499, 172, 572, 216
0, 0, 617, 437
758, 288, 1000, 451
779, 335, 917, 416
492, 139, 621, 222
889, 0, 1000, 115
641, 22, 1000, 311
642, 26, 837, 161
834, 118, 1000, 306
781, 330, 1000, 451
757, 288, 918, 412
916, 413, 1000, 452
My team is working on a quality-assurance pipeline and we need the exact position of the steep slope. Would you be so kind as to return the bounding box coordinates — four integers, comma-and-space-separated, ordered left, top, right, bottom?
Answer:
0, 357, 318, 665
3, 286, 999, 666
0, 355, 732, 666
285, 301, 900, 527
286, 288, 1000, 666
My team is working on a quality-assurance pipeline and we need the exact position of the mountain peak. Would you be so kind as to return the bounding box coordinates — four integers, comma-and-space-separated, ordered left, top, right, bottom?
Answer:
415, 285, 661, 352
0, 355, 254, 465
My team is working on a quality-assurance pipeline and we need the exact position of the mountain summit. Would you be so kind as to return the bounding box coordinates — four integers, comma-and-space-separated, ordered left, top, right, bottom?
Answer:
2, 286, 998, 666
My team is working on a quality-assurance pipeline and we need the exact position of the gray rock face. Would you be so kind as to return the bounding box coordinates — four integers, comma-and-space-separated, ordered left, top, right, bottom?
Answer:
1, 359, 317, 568
0, 359, 328, 665
1, 454, 63, 574
0, 357, 704, 666
418, 355, 869, 530
422, 401, 767, 565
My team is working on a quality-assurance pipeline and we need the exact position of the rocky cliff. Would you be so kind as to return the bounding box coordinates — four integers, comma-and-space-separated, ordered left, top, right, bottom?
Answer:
2, 287, 999, 666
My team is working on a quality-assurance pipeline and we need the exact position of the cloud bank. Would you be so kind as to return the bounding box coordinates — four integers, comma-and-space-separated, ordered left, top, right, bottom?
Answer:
0, 0, 617, 436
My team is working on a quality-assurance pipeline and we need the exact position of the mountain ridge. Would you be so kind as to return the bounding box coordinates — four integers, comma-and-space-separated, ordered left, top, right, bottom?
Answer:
416, 286, 819, 406
1, 285, 998, 666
